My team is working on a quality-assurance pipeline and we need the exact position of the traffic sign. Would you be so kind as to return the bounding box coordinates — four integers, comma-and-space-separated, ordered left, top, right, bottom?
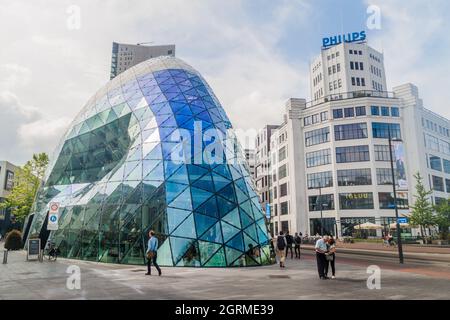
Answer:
47, 202, 60, 231
397, 217, 408, 224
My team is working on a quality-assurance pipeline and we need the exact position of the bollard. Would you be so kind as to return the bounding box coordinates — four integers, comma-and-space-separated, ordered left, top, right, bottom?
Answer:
2, 249, 7, 264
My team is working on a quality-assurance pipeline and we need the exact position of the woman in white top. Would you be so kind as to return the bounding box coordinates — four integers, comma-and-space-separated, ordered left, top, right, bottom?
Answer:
325, 236, 336, 279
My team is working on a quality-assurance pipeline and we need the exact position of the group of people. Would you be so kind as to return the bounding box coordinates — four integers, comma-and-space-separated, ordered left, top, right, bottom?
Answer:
275, 231, 303, 268
275, 231, 337, 280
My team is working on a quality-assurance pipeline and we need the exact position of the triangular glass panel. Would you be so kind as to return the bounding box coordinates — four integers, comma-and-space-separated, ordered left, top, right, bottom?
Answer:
221, 221, 240, 243
204, 247, 226, 267
199, 221, 222, 244
167, 207, 191, 233
191, 187, 213, 210
194, 213, 217, 238
170, 237, 195, 265
226, 232, 244, 252
217, 197, 236, 218
195, 196, 218, 218
221, 208, 241, 229
168, 187, 192, 211
171, 214, 196, 239
198, 241, 221, 266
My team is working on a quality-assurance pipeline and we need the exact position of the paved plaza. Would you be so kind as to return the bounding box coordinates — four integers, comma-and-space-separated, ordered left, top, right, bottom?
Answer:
1, 249, 449, 300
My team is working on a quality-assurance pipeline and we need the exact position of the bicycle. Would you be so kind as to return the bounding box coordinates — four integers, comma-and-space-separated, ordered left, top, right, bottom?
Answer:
44, 241, 60, 261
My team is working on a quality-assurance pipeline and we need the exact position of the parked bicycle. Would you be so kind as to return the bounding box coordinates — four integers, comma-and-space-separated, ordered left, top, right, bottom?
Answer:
44, 241, 60, 261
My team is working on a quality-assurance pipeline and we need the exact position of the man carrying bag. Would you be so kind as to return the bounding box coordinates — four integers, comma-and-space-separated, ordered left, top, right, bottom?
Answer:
146, 230, 162, 276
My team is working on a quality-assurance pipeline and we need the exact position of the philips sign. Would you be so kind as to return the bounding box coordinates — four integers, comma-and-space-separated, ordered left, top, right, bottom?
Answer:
322, 31, 366, 48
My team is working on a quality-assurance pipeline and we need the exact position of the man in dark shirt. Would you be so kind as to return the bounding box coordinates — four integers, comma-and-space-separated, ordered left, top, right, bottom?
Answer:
294, 232, 302, 259
285, 230, 294, 259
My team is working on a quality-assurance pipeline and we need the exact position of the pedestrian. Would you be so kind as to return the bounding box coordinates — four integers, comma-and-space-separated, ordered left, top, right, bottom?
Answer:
285, 230, 294, 259
276, 231, 287, 268
145, 230, 162, 276
294, 232, 302, 259
324, 236, 336, 279
315, 235, 329, 280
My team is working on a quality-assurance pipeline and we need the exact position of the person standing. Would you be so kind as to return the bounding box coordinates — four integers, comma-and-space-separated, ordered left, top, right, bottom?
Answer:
324, 236, 336, 279
294, 232, 302, 259
315, 235, 329, 280
145, 230, 162, 276
276, 231, 287, 268
285, 230, 294, 259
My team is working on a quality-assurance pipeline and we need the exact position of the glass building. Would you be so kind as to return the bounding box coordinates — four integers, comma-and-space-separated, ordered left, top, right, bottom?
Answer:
27, 56, 275, 267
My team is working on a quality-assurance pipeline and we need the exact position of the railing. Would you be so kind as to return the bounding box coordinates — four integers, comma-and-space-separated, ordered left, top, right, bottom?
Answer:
305, 90, 396, 109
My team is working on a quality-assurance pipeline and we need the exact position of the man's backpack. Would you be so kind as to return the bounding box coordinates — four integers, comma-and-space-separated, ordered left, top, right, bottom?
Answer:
277, 236, 286, 250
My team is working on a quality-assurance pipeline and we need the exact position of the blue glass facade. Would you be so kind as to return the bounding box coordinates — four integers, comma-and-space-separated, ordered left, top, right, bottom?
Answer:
27, 57, 275, 267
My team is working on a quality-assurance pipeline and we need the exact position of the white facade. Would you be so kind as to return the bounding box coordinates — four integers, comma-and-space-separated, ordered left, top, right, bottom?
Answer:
110, 43, 176, 79
267, 42, 449, 238
244, 148, 256, 178
310, 42, 387, 103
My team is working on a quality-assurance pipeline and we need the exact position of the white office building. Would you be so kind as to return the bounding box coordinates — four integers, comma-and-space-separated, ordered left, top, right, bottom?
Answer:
110, 42, 175, 79
244, 148, 256, 178
267, 41, 450, 238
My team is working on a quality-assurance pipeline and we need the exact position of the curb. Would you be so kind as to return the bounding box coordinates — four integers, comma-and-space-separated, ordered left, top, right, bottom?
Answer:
300, 245, 450, 263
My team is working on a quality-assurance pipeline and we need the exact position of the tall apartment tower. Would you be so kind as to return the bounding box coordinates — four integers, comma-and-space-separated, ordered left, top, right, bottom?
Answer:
310, 42, 387, 102
110, 42, 176, 79
254, 125, 279, 224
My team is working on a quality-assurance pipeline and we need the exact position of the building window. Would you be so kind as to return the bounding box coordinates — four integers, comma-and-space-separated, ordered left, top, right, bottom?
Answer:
355, 106, 366, 116
344, 107, 355, 118
278, 164, 288, 180
4, 170, 14, 191
305, 127, 330, 147
334, 123, 368, 141
336, 145, 370, 163
361, 78, 366, 87
443, 159, 450, 174
351, 77, 356, 86
446, 179, 450, 193
306, 149, 332, 168
359, 62, 364, 70
430, 155, 442, 171
278, 146, 287, 162
339, 193, 374, 210
333, 109, 343, 119
320, 111, 328, 121
337, 169, 372, 186
381, 106, 390, 116
280, 183, 288, 197
391, 107, 400, 117
432, 175, 445, 192
372, 123, 402, 139
304, 116, 312, 126
376, 168, 397, 185
280, 202, 289, 215
350, 61, 354, 70
309, 194, 335, 211
307, 171, 333, 189
374, 145, 394, 161
379, 192, 409, 209
371, 106, 380, 116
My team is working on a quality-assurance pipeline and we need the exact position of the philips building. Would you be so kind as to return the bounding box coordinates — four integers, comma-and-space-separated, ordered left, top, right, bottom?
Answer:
27, 56, 274, 267
266, 37, 450, 238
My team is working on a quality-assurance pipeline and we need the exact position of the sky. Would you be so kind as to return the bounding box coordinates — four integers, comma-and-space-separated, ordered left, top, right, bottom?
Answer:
0, 0, 449, 165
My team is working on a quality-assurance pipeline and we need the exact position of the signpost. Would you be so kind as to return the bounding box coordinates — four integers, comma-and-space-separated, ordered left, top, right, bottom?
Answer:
47, 202, 60, 231
397, 217, 409, 224
27, 238, 41, 261
265, 203, 271, 220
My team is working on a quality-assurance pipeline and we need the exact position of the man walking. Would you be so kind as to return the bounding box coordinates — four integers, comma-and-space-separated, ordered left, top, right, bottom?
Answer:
285, 231, 294, 259
146, 230, 162, 276
315, 235, 329, 280
276, 231, 287, 268
294, 232, 302, 259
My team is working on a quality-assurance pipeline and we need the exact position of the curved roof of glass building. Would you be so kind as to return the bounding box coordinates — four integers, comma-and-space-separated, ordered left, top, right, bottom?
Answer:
27, 56, 275, 267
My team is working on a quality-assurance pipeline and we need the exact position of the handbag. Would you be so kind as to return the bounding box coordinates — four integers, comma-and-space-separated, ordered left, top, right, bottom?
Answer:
325, 253, 334, 261
147, 250, 155, 259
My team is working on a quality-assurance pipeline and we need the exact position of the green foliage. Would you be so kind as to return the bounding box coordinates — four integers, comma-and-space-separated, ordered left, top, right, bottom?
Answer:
4, 230, 23, 250
410, 172, 435, 238
0, 153, 49, 223
434, 199, 450, 240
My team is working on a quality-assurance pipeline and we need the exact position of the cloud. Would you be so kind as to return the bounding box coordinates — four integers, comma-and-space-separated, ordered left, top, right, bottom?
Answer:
366, 0, 450, 115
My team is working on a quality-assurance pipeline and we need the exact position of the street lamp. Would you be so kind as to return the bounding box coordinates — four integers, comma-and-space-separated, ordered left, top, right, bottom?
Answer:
316, 186, 324, 236
388, 125, 405, 264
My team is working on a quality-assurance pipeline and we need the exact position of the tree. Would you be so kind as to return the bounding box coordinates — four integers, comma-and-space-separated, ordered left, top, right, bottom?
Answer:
434, 199, 450, 240
0, 153, 49, 223
410, 172, 435, 240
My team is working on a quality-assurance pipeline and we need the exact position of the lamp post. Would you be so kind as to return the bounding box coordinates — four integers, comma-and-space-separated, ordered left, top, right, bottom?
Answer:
388, 125, 404, 264
317, 186, 324, 236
